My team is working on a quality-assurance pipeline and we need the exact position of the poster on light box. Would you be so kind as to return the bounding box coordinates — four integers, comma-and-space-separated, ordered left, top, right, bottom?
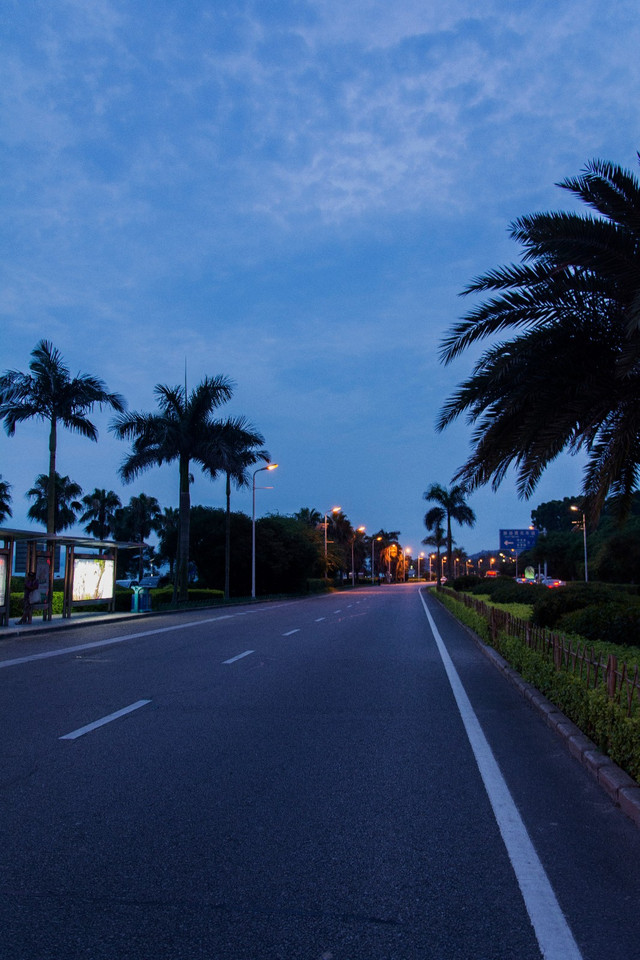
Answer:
72, 558, 115, 602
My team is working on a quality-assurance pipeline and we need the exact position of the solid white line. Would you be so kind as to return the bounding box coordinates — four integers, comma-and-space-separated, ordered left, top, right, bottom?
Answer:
223, 650, 255, 664
59, 700, 151, 740
418, 591, 583, 960
283, 629, 300, 636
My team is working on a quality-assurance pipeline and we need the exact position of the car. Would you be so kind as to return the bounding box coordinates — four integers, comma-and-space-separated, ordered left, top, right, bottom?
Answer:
115, 578, 138, 589
536, 575, 565, 588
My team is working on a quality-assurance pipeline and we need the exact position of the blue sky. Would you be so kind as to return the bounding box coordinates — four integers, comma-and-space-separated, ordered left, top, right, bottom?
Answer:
1, 0, 639, 556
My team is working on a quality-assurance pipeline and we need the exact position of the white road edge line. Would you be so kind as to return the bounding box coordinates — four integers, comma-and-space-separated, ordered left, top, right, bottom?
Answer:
418, 590, 583, 960
223, 650, 255, 664
60, 699, 151, 741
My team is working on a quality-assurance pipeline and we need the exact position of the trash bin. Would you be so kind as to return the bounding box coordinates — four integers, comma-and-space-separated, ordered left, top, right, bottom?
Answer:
131, 585, 152, 612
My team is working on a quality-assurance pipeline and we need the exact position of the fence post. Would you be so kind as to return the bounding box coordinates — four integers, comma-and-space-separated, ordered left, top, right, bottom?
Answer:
606, 654, 618, 700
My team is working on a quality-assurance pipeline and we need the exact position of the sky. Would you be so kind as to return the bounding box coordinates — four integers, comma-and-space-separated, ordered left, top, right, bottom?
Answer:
1, 0, 640, 557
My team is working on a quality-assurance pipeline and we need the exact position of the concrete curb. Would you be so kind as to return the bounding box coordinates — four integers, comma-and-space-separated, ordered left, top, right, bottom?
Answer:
471, 625, 640, 829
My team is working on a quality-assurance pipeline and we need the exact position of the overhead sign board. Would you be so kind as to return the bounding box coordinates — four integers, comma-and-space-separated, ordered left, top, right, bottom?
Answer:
500, 528, 539, 552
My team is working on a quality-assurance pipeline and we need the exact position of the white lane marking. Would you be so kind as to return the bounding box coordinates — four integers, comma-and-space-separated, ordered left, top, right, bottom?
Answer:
333, 609, 342, 614
283, 629, 300, 636
59, 700, 151, 741
223, 650, 255, 664
315, 617, 326, 622
0, 615, 238, 670
419, 591, 582, 960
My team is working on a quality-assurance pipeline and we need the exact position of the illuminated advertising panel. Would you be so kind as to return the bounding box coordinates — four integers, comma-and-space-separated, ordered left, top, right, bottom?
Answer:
72, 557, 115, 602
0, 555, 7, 607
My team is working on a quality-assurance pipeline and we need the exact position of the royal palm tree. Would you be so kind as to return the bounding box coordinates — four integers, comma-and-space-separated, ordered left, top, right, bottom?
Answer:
110, 376, 234, 601
156, 507, 179, 577
207, 416, 269, 599
294, 507, 323, 527
80, 488, 122, 540
0, 475, 12, 523
112, 494, 162, 582
26, 473, 83, 533
0, 340, 125, 535
422, 507, 446, 587
438, 154, 640, 522
423, 483, 475, 580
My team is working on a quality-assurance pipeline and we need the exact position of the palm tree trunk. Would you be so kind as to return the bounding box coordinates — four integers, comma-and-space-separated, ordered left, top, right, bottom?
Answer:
47, 417, 57, 534
177, 455, 191, 603
224, 472, 231, 600
446, 515, 453, 581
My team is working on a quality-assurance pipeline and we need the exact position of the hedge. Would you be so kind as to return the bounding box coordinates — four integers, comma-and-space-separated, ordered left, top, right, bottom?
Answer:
435, 588, 640, 784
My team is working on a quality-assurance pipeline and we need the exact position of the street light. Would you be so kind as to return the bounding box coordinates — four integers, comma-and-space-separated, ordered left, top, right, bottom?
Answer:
418, 551, 425, 580
405, 548, 412, 582
252, 463, 278, 598
371, 535, 382, 585
571, 505, 588, 582
350, 526, 366, 587
324, 507, 341, 579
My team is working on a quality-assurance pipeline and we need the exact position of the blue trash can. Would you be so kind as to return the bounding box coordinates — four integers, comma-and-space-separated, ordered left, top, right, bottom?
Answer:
131, 586, 152, 612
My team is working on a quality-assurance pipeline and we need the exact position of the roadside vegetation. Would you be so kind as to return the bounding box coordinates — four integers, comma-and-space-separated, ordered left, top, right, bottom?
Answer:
435, 575, 640, 783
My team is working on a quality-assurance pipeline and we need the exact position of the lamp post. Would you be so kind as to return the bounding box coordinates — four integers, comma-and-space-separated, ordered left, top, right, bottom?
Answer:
418, 551, 424, 580
405, 548, 411, 582
252, 463, 278, 598
324, 506, 341, 580
351, 526, 366, 587
371, 535, 382, 585
571, 505, 588, 582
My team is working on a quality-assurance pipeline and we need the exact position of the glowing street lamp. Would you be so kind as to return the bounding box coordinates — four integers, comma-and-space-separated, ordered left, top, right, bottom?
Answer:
252, 463, 278, 598
351, 526, 366, 586
324, 506, 341, 578
418, 551, 425, 580
371, 535, 383, 585
571, 505, 589, 582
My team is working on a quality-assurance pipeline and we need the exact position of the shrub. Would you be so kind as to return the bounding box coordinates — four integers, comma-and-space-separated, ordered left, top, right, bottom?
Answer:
559, 602, 640, 647
452, 575, 483, 591
532, 582, 636, 628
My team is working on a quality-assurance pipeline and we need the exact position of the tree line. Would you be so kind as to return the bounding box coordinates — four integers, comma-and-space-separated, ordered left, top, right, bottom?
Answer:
0, 343, 409, 596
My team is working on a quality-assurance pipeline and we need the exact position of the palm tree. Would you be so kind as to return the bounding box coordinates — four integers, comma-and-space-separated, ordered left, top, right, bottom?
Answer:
422, 519, 446, 587
112, 494, 162, 582
207, 416, 269, 599
0, 340, 126, 535
376, 529, 402, 582
0, 475, 12, 523
294, 507, 323, 527
438, 153, 640, 523
156, 507, 179, 577
26, 473, 83, 533
80, 488, 122, 540
423, 483, 475, 580
110, 376, 234, 601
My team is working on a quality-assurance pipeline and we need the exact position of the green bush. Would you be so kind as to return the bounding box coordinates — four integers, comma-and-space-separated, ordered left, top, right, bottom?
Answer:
559, 601, 640, 647
532, 582, 637, 628
452, 575, 483, 591
306, 579, 328, 594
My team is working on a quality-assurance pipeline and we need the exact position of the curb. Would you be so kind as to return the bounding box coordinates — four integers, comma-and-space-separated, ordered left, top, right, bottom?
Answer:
424, 584, 640, 830
475, 630, 640, 829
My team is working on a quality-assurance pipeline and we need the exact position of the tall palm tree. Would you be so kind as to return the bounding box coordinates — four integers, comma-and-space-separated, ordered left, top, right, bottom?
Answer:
80, 488, 122, 540
112, 494, 162, 582
110, 376, 234, 601
206, 416, 269, 600
156, 507, 179, 577
26, 473, 83, 533
0, 475, 12, 523
294, 507, 323, 527
422, 516, 446, 587
438, 153, 640, 522
423, 483, 475, 580
0, 340, 126, 535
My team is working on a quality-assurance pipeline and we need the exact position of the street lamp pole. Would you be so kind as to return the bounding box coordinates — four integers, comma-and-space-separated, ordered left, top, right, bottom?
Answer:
351, 526, 365, 587
571, 505, 588, 582
324, 507, 341, 580
371, 535, 382, 585
252, 463, 278, 599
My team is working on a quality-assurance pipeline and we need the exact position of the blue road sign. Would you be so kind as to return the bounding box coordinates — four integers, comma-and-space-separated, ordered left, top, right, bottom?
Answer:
500, 528, 539, 552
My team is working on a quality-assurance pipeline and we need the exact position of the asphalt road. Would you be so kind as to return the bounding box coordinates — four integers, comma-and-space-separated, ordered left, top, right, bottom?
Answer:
1, 584, 639, 959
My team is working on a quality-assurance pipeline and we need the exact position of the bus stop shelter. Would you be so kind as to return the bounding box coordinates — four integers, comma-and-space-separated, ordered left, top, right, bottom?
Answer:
0, 527, 145, 627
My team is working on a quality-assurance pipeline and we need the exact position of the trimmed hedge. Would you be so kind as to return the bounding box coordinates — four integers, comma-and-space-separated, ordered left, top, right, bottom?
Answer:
435, 588, 640, 783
